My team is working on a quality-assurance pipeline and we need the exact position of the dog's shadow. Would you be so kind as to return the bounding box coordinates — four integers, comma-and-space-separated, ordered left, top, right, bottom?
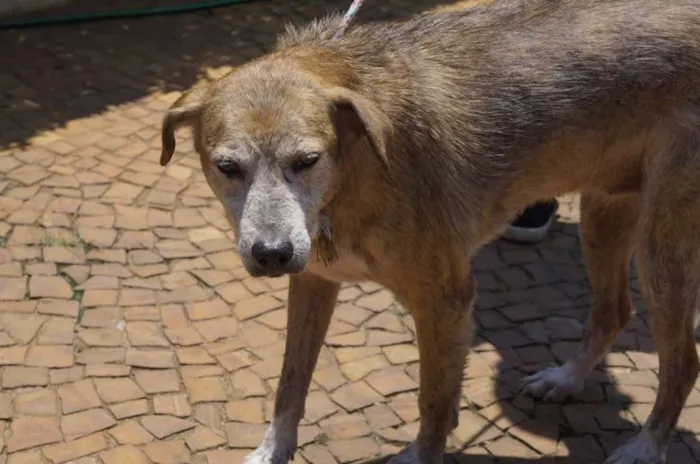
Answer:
362, 455, 567, 463
364, 218, 700, 463
0, 0, 443, 150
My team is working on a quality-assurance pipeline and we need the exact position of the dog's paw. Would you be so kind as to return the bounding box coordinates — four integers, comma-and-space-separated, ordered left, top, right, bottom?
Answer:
521, 364, 584, 402
604, 433, 666, 464
387, 443, 432, 464
242, 444, 294, 464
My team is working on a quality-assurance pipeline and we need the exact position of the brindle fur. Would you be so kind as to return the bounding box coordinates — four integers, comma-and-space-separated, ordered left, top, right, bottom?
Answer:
160, 1, 700, 462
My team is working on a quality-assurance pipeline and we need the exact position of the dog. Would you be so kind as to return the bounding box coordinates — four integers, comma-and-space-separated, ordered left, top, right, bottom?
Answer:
160, 0, 700, 462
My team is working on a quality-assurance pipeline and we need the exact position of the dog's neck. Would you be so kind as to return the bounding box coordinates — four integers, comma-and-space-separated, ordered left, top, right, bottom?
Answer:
315, 210, 338, 266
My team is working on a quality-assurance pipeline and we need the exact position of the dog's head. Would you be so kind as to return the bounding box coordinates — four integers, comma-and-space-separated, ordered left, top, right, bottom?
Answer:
160, 59, 389, 277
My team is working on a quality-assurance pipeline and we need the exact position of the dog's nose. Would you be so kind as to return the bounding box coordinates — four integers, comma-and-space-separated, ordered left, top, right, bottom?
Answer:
251, 240, 294, 271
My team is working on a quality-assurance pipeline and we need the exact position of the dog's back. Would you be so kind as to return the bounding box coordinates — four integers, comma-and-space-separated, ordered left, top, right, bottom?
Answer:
281, 1, 700, 132
277, 0, 700, 202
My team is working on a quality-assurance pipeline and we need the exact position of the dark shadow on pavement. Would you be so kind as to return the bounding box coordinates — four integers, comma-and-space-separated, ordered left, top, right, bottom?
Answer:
365, 218, 699, 463
1, 0, 459, 150
468, 219, 698, 462
361, 453, 569, 463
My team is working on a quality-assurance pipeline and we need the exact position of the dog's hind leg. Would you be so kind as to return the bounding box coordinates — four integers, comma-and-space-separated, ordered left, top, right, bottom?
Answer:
243, 273, 339, 464
606, 159, 700, 463
523, 191, 640, 401
388, 275, 476, 464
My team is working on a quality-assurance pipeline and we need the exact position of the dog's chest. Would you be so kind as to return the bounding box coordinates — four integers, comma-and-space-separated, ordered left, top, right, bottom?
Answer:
307, 248, 373, 283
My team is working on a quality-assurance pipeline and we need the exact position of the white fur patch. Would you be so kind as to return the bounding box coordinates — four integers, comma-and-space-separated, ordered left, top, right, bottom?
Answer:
387, 443, 426, 464
604, 431, 666, 464
243, 417, 298, 464
521, 362, 587, 402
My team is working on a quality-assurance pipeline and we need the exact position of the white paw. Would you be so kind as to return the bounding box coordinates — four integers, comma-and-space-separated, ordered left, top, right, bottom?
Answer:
243, 442, 294, 464
387, 443, 431, 464
604, 433, 666, 464
242, 419, 297, 464
521, 363, 585, 401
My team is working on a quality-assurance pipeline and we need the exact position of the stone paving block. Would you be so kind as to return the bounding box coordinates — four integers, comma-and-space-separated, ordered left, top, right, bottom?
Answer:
125, 348, 175, 368
134, 368, 180, 394
301, 444, 341, 464
194, 317, 240, 343
328, 437, 381, 463
0, 330, 13, 347
193, 403, 225, 432
184, 376, 228, 404
76, 347, 125, 366
42, 433, 108, 463
0, 393, 11, 420
7, 416, 62, 452
2, 367, 49, 388
0, 277, 27, 300
28, 275, 73, 299
0, 301, 36, 314
100, 445, 150, 464
226, 398, 265, 424
205, 449, 250, 464
234, 294, 281, 321
94, 378, 146, 404
365, 366, 418, 396
14, 389, 58, 417
2, 315, 46, 345
141, 415, 196, 439
78, 328, 124, 347
176, 346, 216, 364
186, 426, 227, 452
486, 435, 539, 459
387, 392, 420, 424
25, 345, 74, 368
303, 390, 338, 425
109, 399, 149, 420
340, 354, 388, 381
335, 346, 381, 364
61, 408, 117, 441
226, 422, 268, 448
331, 381, 383, 412
49, 366, 84, 385
6, 450, 45, 464
36, 317, 75, 345
58, 379, 103, 414
81, 290, 119, 308
143, 440, 191, 463
149, 393, 189, 418
109, 420, 154, 445
320, 413, 372, 440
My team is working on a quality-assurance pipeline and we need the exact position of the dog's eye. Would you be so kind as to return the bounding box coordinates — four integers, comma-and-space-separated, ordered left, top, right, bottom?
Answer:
292, 152, 320, 173
216, 160, 244, 179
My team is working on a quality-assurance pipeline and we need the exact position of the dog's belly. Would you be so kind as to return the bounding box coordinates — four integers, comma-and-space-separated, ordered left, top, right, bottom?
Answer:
306, 251, 373, 283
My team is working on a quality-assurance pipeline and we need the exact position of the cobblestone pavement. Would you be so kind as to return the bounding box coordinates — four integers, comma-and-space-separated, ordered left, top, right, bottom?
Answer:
1, 0, 700, 463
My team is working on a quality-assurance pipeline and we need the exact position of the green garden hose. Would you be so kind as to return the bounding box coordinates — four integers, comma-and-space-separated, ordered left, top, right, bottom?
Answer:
0, 0, 265, 30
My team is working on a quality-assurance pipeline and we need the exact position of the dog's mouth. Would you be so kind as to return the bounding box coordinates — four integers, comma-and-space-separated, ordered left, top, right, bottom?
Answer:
246, 265, 305, 279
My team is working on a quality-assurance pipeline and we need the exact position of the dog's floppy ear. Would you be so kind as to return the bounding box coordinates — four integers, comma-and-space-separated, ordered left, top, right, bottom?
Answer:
326, 87, 390, 168
160, 83, 209, 166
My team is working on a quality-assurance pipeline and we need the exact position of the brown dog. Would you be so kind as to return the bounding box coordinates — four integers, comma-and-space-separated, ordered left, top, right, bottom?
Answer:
160, 0, 700, 462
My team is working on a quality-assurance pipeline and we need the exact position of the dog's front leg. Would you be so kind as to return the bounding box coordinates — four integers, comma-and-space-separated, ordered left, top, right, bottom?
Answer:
244, 273, 340, 464
390, 276, 476, 464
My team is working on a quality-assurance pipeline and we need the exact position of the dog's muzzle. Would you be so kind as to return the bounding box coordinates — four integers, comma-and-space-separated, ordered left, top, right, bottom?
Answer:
250, 238, 296, 277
